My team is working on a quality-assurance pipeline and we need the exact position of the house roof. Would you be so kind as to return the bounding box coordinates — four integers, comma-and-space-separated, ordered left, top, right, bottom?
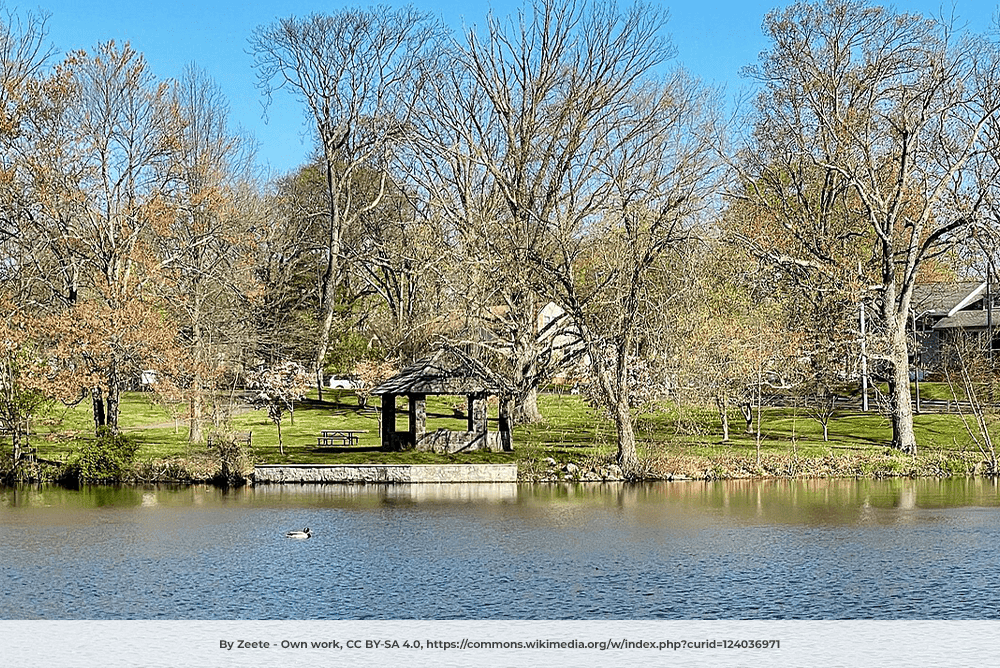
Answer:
370, 347, 511, 396
933, 309, 1000, 330
911, 281, 984, 317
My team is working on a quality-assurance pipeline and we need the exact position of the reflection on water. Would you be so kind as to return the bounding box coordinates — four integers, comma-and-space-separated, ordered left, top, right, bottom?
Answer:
4, 477, 998, 516
251, 482, 520, 504
2, 478, 999, 620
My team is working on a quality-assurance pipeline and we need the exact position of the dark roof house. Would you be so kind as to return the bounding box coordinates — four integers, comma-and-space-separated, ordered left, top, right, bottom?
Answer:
911, 281, 985, 322
911, 280, 1000, 368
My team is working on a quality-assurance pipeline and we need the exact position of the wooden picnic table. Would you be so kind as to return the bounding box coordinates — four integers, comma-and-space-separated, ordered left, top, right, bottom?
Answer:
316, 429, 368, 448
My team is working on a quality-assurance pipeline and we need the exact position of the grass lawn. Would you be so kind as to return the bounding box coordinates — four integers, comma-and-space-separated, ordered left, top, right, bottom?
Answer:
15, 385, 998, 481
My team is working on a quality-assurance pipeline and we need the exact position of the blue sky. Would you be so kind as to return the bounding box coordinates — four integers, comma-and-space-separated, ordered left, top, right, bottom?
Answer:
29, 0, 998, 176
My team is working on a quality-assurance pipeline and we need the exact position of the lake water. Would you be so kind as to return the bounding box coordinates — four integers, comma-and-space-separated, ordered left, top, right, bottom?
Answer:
2, 478, 1000, 620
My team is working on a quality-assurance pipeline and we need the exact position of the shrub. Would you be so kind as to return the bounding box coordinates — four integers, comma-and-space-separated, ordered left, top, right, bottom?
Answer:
0, 449, 14, 483
210, 431, 253, 487
66, 427, 139, 483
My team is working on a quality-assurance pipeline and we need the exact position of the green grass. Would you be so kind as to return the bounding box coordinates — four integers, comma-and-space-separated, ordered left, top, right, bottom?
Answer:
25, 392, 524, 466
513, 393, 617, 460
13, 386, 999, 481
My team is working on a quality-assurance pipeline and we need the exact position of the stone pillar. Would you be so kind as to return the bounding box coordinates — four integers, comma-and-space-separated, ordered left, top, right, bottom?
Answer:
381, 394, 396, 450
409, 393, 426, 448
470, 394, 487, 435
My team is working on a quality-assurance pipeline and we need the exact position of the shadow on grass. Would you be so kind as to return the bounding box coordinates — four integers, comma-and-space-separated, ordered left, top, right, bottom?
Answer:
309, 446, 383, 455
297, 397, 370, 412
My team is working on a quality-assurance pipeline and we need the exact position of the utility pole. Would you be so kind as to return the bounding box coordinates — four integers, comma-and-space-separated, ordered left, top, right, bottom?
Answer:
912, 308, 920, 414
860, 301, 869, 412
988, 264, 994, 364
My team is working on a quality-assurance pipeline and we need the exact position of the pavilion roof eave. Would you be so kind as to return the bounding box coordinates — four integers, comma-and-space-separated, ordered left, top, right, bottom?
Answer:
371, 347, 511, 396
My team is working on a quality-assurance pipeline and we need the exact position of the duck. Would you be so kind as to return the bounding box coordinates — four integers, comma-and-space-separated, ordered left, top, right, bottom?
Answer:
285, 528, 311, 539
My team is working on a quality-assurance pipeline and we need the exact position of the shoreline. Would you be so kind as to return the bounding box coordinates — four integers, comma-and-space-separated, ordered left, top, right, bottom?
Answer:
4, 448, 997, 486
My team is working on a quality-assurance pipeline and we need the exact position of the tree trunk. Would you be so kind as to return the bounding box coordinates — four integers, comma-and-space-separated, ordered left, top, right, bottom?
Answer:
105, 381, 121, 433
313, 316, 332, 404
614, 394, 638, 473
514, 385, 543, 424
592, 348, 638, 473
312, 242, 340, 402
888, 318, 917, 454
189, 395, 203, 444
189, 317, 204, 444
313, 363, 326, 403
741, 402, 753, 432
511, 340, 543, 423
11, 427, 22, 466
313, 155, 346, 404
92, 387, 107, 432
715, 394, 730, 442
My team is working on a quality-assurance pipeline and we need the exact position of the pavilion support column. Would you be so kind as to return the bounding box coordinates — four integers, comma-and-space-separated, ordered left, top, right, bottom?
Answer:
468, 393, 487, 436
498, 395, 513, 451
409, 393, 426, 449
381, 393, 396, 451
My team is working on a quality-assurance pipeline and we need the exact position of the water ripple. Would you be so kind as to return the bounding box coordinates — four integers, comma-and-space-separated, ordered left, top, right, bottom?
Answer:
2, 480, 1000, 619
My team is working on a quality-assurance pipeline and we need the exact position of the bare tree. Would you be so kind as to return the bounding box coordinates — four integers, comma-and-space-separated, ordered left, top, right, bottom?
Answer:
249, 6, 446, 399
942, 338, 999, 474
246, 360, 310, 455
410, 0, 705, 434
157, 64, 260, 443
547, 77, 719, 470
736, 0, 1000, 453
0, 4, 55, 303
0, 3, 52, 117
412, 0, 719, 465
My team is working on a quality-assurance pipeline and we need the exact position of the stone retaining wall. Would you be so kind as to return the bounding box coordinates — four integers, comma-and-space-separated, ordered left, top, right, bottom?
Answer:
253, 463, 518, 484
416, 429, 505, 453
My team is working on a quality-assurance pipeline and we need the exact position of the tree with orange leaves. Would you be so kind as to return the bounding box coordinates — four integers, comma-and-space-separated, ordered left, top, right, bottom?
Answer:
37, 299, 184, 433
7, 41, 189, 433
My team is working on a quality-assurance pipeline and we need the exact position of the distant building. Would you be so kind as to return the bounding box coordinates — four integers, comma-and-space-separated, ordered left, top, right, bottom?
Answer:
911, 280, 999, 369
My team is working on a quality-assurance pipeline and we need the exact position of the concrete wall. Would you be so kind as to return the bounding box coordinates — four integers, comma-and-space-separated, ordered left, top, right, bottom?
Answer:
253, 463, 518, 484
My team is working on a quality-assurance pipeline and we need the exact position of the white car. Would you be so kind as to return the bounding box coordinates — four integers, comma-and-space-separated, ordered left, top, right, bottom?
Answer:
327, 377, 357, 389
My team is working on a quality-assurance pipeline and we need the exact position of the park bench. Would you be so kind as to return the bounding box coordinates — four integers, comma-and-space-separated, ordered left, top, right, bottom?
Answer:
206, 432, 252, 449
316, 429, 368, 448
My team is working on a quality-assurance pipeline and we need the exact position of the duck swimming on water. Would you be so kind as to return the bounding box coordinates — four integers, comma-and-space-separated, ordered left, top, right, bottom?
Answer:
286, 528, 311, 539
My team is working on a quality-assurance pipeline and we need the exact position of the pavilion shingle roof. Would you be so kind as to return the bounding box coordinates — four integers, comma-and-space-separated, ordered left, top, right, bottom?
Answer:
371, 347, 510, 396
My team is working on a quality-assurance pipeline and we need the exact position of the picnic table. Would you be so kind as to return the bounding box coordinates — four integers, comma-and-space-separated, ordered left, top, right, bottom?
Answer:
316, 429, 368, 448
